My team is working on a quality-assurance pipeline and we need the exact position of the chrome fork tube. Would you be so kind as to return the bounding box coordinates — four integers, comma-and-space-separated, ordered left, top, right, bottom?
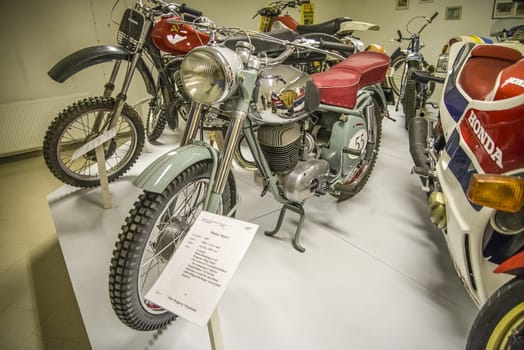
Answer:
212, 111, 246, 195
181, 102, 205, 146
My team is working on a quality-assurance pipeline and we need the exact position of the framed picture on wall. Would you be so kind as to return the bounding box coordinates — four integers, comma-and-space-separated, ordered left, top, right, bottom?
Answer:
445, 6, 462, 20
492, 0, 524, 18
396, 0, 409, 10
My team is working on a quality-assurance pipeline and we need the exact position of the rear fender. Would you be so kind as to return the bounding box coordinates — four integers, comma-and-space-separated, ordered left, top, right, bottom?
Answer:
133, 143, 218, 194
361, 84, 388, 114
494, 250, 524, 276
48, 45, 156, 95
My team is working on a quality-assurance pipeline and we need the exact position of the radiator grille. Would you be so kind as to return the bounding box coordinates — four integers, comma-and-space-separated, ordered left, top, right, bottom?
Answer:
0, 93, 89, 157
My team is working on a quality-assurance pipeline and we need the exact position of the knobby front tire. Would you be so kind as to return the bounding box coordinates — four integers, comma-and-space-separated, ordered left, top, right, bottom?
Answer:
109, 161, 233, 331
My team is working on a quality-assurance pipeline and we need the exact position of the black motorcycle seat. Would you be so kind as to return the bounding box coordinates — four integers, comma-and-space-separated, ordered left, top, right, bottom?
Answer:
296, 17, 352, 35
223, 29, 298, 54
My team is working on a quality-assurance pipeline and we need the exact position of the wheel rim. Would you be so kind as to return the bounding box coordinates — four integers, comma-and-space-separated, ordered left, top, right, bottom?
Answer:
388, 57, 406, 96
487, 301, 524, 349
57, 108, 139, 181
138, 178, 213, 314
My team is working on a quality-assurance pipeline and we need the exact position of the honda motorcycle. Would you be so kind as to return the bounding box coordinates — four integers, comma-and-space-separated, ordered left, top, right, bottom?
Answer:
408, 42, 524, 349
108, 21, 390, 331
43, 0, 207, 188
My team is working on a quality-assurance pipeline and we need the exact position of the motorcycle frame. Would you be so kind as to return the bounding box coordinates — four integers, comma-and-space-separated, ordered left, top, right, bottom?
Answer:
134, 65, 387, 234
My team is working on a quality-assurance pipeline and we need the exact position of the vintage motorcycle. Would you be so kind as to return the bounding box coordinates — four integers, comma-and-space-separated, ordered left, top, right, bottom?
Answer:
408, 42, 524, 349
387, 12, 438, 128
43, 0, 207, 188
108, 22, 390, 331
254, 0, 382, 53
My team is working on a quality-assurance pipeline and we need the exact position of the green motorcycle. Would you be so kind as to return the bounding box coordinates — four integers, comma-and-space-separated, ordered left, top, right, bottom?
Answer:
108, 23, 391, 331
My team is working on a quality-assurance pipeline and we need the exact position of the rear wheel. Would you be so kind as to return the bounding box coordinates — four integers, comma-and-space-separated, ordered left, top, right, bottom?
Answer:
144, 83, 167, 142
109, 161, 234, 331
466, 277, 524, 350
43, 96, 144, 188
333, 97, 383, 200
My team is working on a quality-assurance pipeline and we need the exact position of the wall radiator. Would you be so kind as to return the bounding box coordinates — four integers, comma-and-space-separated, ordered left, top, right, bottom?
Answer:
0, 93, 89, 158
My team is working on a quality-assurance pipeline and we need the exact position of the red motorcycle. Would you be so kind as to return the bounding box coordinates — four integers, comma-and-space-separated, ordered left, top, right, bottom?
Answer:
44, 0, 208, 188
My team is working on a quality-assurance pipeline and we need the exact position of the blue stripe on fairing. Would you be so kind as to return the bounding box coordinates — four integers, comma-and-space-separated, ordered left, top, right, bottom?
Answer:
443, 43, 472, 122
445, 130, 481, 211
444, 87, 468, 122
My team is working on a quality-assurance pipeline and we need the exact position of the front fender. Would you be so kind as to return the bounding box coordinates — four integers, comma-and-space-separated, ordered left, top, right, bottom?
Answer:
48, 45, 156, 95
134, 143, 218, 193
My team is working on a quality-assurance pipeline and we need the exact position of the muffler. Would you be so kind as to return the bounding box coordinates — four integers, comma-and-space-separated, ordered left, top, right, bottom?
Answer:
408, 117, 429, 175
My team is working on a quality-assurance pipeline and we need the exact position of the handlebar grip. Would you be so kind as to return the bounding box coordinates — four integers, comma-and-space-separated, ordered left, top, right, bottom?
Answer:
298, 0, 311, 4
180, 4, 202, 17
319, 38, 355, 55
396, 30, 403, 41
429, 12, 438, 22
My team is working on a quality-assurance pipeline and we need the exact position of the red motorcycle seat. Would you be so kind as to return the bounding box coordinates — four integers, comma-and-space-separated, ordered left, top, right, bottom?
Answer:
459, 45, 522, 100
312, 52, 390, 109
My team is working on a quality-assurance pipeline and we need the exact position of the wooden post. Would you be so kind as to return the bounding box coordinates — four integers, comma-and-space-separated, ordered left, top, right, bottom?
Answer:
95, 145, 112, 209
207, 309, 224, 350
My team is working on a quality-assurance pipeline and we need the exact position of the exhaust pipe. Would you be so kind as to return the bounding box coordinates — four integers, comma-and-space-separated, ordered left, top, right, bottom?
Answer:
408, 118, 429, 175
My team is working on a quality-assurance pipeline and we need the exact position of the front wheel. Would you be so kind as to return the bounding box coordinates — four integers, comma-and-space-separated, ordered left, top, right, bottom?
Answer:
403, 77, 417, 129
466, 277, 524, 350
332, 96, 383, 201
43, 96, 145, 188
109, 161, 234, 331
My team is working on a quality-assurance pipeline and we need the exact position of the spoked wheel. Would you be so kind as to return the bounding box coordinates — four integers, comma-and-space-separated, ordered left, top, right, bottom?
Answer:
333, 97, 383, 201
109, 161, 234, 331
43, 96, 144, 188
387, 54, 406, 97
145, 87, 167, 142
466, 277, 524, 350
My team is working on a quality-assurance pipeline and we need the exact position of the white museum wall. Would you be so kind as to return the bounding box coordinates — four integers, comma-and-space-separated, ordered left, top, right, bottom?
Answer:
341, 0, 523, 98
0, 0, 521, 155
0, 0, 342, 156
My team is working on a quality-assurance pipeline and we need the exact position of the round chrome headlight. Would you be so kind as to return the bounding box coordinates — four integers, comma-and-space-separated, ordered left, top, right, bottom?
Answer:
180, 46, 243, 105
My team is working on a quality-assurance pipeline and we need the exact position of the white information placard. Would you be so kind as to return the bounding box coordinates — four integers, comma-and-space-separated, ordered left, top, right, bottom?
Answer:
71, 127, 117, 161
145, 211, 258, 327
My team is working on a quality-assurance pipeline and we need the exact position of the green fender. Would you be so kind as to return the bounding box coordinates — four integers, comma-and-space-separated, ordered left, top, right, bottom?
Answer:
133, 143, 217, 193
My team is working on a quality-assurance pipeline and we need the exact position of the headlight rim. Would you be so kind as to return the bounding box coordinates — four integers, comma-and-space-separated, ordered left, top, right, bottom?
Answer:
180, 46, 242, 105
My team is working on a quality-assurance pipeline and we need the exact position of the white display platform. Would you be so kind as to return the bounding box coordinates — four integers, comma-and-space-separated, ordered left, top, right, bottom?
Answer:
48, 113, 478, 350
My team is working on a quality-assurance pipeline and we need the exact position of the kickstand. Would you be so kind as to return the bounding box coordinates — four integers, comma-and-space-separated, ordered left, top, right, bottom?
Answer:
265, 203, 306, 252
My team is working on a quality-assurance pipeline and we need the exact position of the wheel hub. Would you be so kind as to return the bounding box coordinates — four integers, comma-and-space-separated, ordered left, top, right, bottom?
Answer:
152, 217, 186, 261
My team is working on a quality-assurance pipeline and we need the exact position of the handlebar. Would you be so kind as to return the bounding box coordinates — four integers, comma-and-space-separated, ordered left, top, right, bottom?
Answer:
179, 3, 203, 17
319, 38, 355, 55
429, 12, 438, 22
253, 0, 308, 19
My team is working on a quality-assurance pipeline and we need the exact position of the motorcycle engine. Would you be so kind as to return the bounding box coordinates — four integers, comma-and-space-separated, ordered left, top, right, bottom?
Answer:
256, 122, 330, 202
257, 122, 301, 173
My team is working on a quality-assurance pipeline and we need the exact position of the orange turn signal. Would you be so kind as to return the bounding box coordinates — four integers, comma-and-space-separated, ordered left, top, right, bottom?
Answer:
467, 174, 524, 213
